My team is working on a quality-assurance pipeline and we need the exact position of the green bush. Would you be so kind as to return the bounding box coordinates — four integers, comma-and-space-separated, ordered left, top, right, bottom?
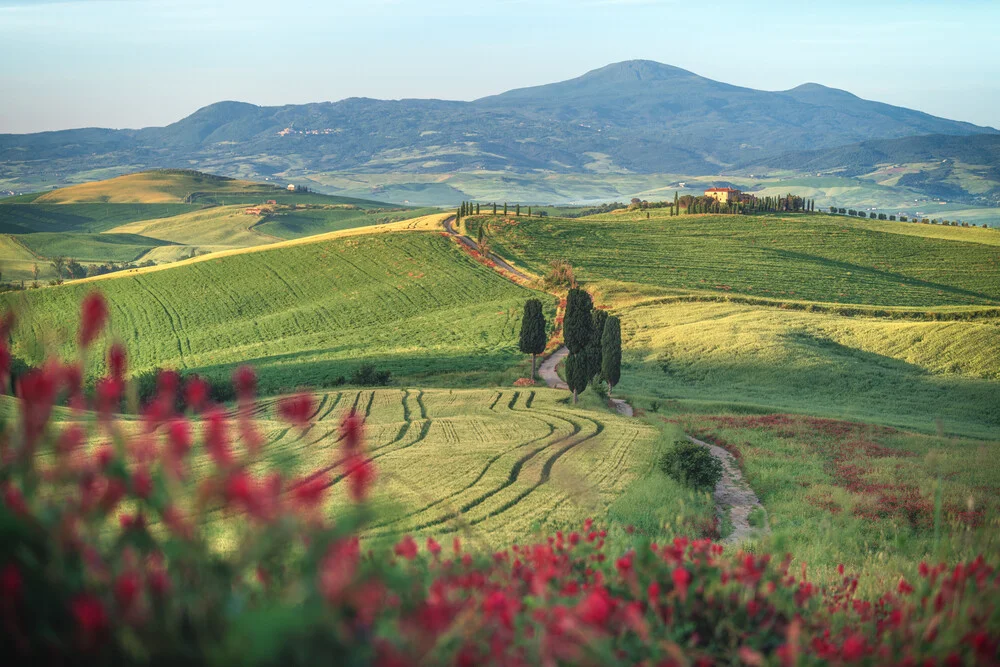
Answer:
659, 439, 723, 491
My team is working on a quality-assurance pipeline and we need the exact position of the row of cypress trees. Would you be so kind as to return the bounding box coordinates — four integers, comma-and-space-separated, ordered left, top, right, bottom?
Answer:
518, 291, 621, 402
562, 288, 621, 403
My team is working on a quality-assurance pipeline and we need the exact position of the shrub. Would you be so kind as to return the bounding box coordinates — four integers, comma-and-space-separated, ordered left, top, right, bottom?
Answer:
349, 362, 391, 386
659, 439, 724, 491
543, 260, 576, 288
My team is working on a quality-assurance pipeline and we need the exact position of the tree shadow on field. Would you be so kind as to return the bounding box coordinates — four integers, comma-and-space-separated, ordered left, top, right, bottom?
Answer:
766, 247, 998, 304
626, 330, 999, 438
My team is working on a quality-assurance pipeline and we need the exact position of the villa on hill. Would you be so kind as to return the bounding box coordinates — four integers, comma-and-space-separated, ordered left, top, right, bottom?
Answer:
705, 187, 741, 203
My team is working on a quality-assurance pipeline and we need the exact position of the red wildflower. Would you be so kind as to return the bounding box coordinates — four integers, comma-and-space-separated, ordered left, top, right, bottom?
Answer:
57, 424, 86, 456
897, 577, 914, 595
277, 393, 314, 426
0, 562, 22, 600
576, 587, 613, 626
98, 478, 126, 514
426, 537, 442, 557
340, 409, 363, 456
224, 470, 257, 513
71, 594, 108, 637
672, 566, 692, 601
108, 343, 127, 380
344, 454, 375, 502
292, 473, 329, 509
204, 409, 232, 468
319, 538, 359, 602
78, 292, 108, 347
394, 535, 418, 560
131, 466, 153, 500
184, 376, 209, 412
95, 376, 124, 415
233, 365, 257, 400
95, 444, 114, 469
166, 418, 191, 459
841, 634, 869, 661
114, 571, 141, 610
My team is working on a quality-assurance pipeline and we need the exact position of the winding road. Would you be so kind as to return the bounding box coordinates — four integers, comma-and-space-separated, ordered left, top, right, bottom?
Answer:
440, 214, 766, 545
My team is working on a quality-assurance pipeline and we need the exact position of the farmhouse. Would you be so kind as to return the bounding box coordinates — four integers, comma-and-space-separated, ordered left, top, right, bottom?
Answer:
705, 187, 741, 203
287, 184, 297, 192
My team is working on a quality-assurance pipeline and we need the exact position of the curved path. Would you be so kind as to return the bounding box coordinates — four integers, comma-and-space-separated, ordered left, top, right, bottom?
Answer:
442, 216, 534, 281
443, 215, 766, 545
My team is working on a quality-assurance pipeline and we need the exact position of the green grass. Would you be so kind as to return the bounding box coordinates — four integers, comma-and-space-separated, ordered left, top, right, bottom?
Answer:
671, 411, 1000, 587
617, 300, 999, 438
4, 232, 555, 393
0, 203, 203, 233
468, 212, 1000, 307
15, 232, 176, 263
256, 206, 440, 240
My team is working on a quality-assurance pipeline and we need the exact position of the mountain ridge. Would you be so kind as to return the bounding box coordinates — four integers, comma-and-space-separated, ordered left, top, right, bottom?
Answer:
1, 60, 995, 189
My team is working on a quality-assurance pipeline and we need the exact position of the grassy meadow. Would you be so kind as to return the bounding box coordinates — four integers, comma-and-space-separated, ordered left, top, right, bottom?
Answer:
468, 211, 1000, 307
3, 231, 555, 392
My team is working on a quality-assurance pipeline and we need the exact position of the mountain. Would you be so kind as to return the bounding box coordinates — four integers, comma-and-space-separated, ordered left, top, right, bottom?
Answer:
750, 134, 1000, 206
1, 60, 995, 190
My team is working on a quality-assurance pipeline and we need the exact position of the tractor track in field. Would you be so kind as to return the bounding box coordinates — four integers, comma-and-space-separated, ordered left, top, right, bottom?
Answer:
383, 402, 603, 536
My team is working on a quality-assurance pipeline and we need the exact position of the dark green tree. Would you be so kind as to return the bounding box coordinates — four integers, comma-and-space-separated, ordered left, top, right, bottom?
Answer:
503, 203, 508, 215
674, 191, 679, 216
563, 288, 593, 354
586, 308, 608, 381
518, 299, 547, 380
516, 204, 520, 216
493, 203, 497, 215
601, 316, 621, 395
564, 352, 589, 403
476, 203, 480, 215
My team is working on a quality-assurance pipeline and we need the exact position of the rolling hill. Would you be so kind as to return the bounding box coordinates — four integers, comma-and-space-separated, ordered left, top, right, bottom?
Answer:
1, 61, 994, 192
0, 170, 435, 280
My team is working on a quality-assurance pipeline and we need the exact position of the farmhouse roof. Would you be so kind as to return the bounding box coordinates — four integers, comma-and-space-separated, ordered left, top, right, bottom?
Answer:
705, 187, 740, 193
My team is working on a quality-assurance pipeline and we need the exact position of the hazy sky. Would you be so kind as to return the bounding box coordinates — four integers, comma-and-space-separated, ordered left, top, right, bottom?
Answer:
2, 0, 998, 134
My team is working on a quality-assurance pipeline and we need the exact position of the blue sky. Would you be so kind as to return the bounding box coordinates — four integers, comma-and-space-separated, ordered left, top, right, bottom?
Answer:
1, 0, 998, 133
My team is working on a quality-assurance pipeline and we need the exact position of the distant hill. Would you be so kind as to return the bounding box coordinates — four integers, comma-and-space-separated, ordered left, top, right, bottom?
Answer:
0, 170, 434, 280
1, 61, 994, 189
751, 134, 1000, 206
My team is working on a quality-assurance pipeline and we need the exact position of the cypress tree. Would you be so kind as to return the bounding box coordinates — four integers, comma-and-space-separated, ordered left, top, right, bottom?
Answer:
518, 299, 547, 380
527, 206, 531, 217
493, 202, 497, 215
504, 203, 508, 216
674, 191, 679, 216
564, 352, 589, 403
601, 316, 621, 395
563, 288, 593, 354
476, 203, 480, 215
516, 204, 520, 216
586, 308, 608, 381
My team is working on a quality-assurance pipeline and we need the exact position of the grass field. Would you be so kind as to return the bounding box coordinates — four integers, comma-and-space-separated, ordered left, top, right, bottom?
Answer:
0, 235, 49, 281
669, 410, 999, 586
106, 205, 282, 248
468, 212, 1000, 307
256, 206, 441, 240
616, 300, 999, 438
3, 231, 554, 392
16, 232, 175, 263
0, 202, 203, 233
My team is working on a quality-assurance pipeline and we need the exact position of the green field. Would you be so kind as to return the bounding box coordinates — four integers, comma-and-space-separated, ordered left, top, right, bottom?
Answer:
0, 171, 435, 274
4, 231, 554, 392
616, 300, 999, 438
16, 232, 175, 263
468, 212, 1000, 307
0, 202, 202, 233
256, 206, 441, 240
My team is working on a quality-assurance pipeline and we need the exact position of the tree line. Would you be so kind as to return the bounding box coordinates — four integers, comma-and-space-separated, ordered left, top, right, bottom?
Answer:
518, 291, 622, 403
827, 206, 988, 227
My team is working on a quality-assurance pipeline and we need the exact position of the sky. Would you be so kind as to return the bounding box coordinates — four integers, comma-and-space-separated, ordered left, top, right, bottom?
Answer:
1, 0, 999, 134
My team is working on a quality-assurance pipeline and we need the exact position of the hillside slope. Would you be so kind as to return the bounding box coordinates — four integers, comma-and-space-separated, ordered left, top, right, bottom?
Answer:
4, 230, 549, 392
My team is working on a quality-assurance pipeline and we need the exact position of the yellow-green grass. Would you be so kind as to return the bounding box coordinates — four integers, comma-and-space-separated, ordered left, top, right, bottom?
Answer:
256, 206, 442, 240
70, 212, 451, 283
467, 213, 1000, 307
3, 230, 554, 393
106, 205, 283, 248
0, 203, 203, 233
16, 232, 175, 264
0, 235, 51, 281
672, 411, 1000, 588
615, 300, 1000, 439
33, 170, 276, 204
